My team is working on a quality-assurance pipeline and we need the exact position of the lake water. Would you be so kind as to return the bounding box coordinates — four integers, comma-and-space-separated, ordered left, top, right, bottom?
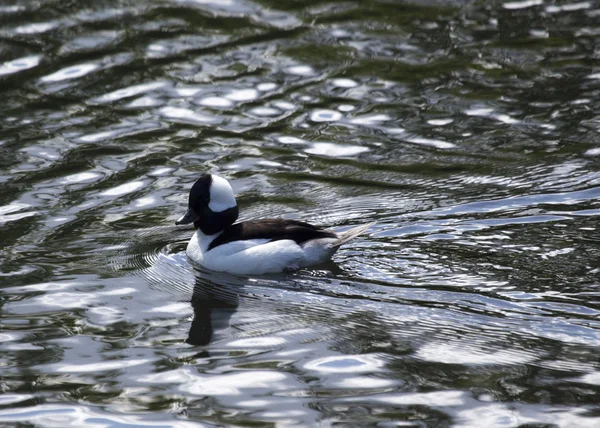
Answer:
1, 0, 599, 426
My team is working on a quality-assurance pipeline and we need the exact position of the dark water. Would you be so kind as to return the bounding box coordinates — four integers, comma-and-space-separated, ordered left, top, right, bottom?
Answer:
1, 0, 600, 426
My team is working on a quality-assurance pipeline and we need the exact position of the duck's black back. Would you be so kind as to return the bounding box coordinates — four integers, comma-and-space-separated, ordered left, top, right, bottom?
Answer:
207, 219, 336, 251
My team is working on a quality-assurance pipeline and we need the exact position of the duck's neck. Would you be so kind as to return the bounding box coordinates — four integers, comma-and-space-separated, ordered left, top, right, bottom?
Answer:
193, 228, 224, 252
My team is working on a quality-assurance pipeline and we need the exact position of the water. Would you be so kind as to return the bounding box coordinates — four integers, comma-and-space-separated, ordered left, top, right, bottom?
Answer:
1, 0, 599, 426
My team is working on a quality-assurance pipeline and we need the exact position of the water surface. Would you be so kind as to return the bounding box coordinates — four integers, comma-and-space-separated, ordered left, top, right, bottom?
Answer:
1, 0, 600, 426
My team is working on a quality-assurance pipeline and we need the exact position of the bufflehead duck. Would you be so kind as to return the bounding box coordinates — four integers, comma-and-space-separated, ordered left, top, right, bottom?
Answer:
175, 174, 372, 275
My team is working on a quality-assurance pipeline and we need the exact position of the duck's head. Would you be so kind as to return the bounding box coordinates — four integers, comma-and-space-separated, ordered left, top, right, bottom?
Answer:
176, 174, 239, 235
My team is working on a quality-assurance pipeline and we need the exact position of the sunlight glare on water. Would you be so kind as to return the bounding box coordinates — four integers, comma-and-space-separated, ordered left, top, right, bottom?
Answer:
1, 0, 600, 426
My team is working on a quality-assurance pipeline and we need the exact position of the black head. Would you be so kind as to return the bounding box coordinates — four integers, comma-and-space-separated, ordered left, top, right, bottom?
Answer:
176, 174, 239, 235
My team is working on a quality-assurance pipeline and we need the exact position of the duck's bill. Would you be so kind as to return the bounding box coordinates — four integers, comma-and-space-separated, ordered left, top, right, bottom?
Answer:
175, 209, 200, 225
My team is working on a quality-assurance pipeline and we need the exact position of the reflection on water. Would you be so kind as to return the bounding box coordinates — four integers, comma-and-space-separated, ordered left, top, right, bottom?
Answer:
187, 269, 240, 346
1, 0, 600, 426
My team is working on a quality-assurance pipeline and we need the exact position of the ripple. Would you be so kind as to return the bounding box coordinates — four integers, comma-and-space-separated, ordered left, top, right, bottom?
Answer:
60, 172, 103, 184
224, 157, 286, 171
0, 404, 199, 427
465, 107, 520, 125
286, 65, 315, 76
331, 78, 358, 88
148, 167, 174, 177
257, 82, 277, 91
225, 88, 259, 102
576, 372, 600, 385
87, 306, 124, 324
40, 63, 99, 83
150, 302, 189, 313
365, 390, 465, 406
0, 211, 37, 224
0, 395, 34, 406
100, 181, 145, 196
249, 106, 280, 117
428, 118, 454, 126
178, 371, 292, 396
14, 22, 58, 34
91, 81, 168, 103
338, 104, 355, 112
406, 136, 456, 149
59, 31, 122, 55
197, 96, 233, 108
227, 337, 287, 347
350, 114, 391, 126
54, 359, 151, 373
126, 96, 163, 108
305, 142, 369, 157
159, 106, 221, 125
503, 0, 543, 9
175, 86, 202, 97
5, 281, 80, 293
546, 2, 591, 13
0, 202, 31, 215
7, 291, 97, 312
78, 130, 116, 143
0, 5, 25, 13
103, 227, 195, 296
273, 100, 295, 110
416, 342, 536, 365
0, 56, 42, 77
278, 136, 305, 144
331, 376, 397, 389
132, 196, 155, 208
304, 355, 384, 373
584, 148, 600, 156
309, 109, 343, 122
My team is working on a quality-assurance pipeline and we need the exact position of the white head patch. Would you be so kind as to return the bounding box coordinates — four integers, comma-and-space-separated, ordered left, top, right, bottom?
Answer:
208, 175, 237, 212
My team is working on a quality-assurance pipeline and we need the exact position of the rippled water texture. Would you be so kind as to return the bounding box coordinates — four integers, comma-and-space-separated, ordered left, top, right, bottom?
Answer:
1, 0, 600, 426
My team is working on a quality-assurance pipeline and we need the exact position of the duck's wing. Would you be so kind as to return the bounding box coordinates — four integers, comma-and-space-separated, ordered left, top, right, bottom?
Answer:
215, 239, 307, 274
207, 219, 336, 251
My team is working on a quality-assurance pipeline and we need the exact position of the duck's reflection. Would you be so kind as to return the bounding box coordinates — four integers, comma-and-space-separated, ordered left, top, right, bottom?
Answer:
184, 262, 340, 346
186, 267, 243, 346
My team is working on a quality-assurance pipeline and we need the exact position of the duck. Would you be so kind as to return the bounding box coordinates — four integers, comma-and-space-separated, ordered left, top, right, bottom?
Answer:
175, 173, 372, 275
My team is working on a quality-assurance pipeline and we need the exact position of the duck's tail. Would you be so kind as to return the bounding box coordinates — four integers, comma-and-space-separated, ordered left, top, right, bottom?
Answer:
330, 222, 374, 248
